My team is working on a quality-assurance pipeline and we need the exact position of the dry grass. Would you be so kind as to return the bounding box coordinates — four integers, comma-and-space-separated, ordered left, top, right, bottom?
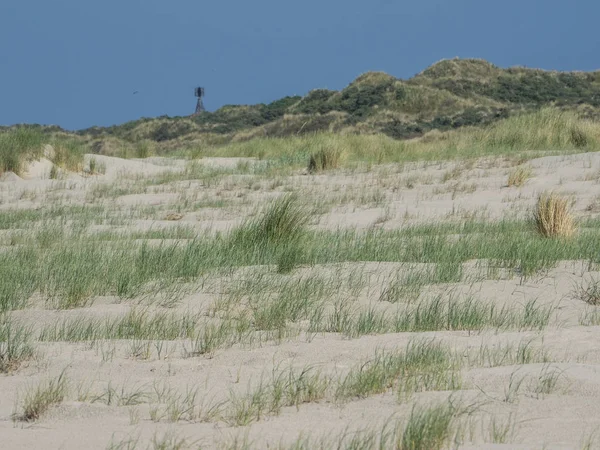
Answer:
507, 166, 532, 187
164, 213, 184, 221
575, 276, 600, 306
308, 145, 343, 173
189, 108, 600, 168
533, 192, 576, 238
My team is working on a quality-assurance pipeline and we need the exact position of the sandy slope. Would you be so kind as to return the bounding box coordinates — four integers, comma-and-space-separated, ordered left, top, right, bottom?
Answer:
2, 151, 600, 449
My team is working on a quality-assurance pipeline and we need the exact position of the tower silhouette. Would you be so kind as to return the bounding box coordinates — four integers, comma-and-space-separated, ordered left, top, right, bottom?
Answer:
194, 87, 205, 114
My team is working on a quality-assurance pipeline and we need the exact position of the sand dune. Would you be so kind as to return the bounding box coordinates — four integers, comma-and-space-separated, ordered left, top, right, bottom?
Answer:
2, 151, 600, 449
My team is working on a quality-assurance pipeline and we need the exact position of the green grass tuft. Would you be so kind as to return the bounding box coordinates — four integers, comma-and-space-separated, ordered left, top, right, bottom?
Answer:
0, 316, 34, 373
15, 371, 68, 422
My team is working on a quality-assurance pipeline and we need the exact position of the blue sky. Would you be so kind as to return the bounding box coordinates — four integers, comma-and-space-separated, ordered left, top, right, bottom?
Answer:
1, 0, 598, 130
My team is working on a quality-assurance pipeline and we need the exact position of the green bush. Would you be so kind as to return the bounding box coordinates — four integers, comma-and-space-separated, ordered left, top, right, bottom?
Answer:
296, 89, 337, 114
150, 121, 194, 142
485, 72, 600, 106
260, 96, 301, 121
334, 79, 395, 117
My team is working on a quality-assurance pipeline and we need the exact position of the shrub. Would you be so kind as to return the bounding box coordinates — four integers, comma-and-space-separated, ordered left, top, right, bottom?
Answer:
150, 121, 194, 142
334, 80, 395, 117
533, 192, 576, 238
295, 89, 337, 115
260, 96, 301, 121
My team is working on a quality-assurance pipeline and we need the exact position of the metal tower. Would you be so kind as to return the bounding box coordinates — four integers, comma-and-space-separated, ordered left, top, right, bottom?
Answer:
194, 87, 205, 114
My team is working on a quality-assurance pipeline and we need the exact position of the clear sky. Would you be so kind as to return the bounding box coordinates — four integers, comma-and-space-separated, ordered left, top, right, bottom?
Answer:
1, 0, 599, 130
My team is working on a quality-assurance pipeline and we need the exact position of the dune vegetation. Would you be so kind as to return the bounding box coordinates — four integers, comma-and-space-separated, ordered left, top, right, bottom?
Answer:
3, 58, 600, 449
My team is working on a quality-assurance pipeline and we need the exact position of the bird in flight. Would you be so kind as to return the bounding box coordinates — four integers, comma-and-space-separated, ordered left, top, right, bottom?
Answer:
133, 91, 139, 95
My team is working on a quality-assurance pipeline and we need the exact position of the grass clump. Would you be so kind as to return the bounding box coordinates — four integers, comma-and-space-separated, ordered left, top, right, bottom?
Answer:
399, 401, 460, 450
234, 194, 311, 244
308, 145, 343, 173
533, 192, 576, 238
575, 276, 600, 306
40, 309, 198, 343
51, 138, 85, 172
0, 316, 34, 373
336, 340, 460, 401
0, 128, 43, 175
507, 165, 532, 187
230, 194, 312, 272
88, 157, 106, 175
49, 164, 60, 179
274, 399, 466, 450
226, 365, 328, 426
15, 371, 68, 422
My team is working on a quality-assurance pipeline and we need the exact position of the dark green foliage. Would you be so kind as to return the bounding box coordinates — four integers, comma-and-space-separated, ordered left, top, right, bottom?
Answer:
20, 58, 600, 146
150, 121, 194, 142
381, 120, 425, 140
295, 89, 337, 114
426, 79, 489, 98
334, 79, 395, 117
447, 72, 600, 107
395, 85, 407, 100
191, 97, 302, 135
260, 96, 302, 121
380, 107, 509, 140
264, 114, 338, 138
426, 71, 600, 107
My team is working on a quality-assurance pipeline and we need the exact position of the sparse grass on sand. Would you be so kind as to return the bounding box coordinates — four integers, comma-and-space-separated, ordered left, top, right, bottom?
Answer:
0, 127, 87, 176
0, 316, 34, 373
5, 117, 600, 450
15, 371, 68, 422
575, 276, 600, 306
2, 209, 600, 314
258, 399, 466, 450
507, 165, 532, 187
